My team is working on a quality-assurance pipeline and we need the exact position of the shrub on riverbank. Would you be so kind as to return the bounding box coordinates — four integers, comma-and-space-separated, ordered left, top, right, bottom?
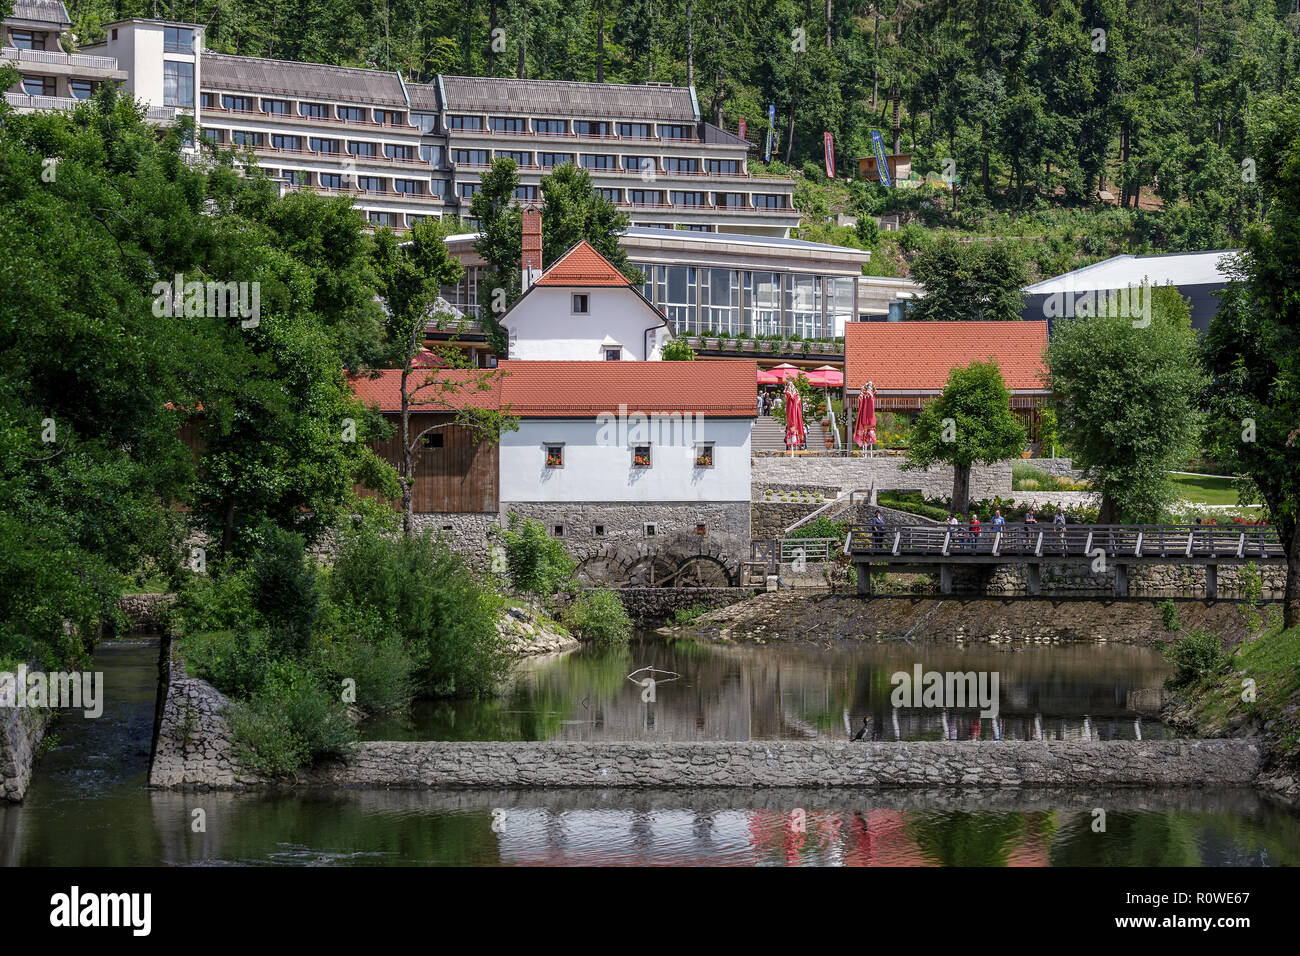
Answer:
1163, 630, 1228, 688
501, 513, 578, 597
563, 590, 633, 646
227, 659, 358, 776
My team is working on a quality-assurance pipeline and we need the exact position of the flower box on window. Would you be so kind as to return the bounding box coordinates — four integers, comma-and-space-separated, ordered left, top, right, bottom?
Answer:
633, 445, 652, 468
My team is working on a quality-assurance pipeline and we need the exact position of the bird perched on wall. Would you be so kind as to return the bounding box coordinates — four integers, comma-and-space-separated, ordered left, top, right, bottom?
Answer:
851, 717, 869, 741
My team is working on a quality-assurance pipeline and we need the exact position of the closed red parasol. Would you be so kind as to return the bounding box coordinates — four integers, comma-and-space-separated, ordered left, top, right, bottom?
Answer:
784, 383, 806, 451
852, 382, 877, 449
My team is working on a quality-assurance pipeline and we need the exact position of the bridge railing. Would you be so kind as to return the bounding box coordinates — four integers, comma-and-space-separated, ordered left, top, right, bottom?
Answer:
847, 523, 1285, 560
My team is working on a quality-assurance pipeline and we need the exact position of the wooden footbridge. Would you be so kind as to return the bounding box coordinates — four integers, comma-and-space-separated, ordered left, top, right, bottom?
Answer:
846, 523, 1287, 597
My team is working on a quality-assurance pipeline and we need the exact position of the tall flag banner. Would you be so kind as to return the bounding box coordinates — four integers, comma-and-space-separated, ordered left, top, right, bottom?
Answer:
823, 132, 836, 178
765, 104, 776, 162
871, 129, 891, 187
738, 118, 747, 141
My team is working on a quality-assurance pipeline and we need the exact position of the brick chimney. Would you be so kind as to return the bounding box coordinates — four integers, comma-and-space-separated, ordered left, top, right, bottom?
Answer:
521, 205, 542, 290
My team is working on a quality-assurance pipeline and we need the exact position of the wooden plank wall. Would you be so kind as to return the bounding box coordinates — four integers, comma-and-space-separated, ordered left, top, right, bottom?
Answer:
364, 412, 499, 513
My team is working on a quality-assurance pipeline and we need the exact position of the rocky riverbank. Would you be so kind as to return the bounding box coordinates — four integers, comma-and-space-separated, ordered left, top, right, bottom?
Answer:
659, 590, 1259, 647
497, 604, 581, 657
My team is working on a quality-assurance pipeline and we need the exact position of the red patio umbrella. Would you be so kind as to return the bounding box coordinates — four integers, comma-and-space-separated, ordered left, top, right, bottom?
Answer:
766, 363, 801, 382
757, 368, 782, 385
805, 366, 844, 387
852, 382, 877, 449
784, 382, 806, 451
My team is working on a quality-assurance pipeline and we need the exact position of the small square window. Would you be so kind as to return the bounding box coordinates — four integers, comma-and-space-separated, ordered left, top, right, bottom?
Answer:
694, 443, 714, 468
552, 524, 565, 538
593, 524, 605, 537
604, 348, 621, 361
644, 523, 657, 537
695, 524, 707, 535
572, 294, 589, 314
441, 525, 453, 532
632, 445, 652, 468
545, 444, 564, 468
422, 432, 444, 448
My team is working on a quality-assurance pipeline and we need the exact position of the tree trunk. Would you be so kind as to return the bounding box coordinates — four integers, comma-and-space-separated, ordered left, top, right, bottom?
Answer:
784, 101, 796, 164
825, 0, 832, 48
1286, 521, 1299, 630
1097, 494, 1119, 525
890, 85, 901, 156
596, 2, 605, 83
400, 365, 414, 538
517, 4, 527, 79
686, 1, 694, 88
871, 16, 879, 110
952, 464, 971, 516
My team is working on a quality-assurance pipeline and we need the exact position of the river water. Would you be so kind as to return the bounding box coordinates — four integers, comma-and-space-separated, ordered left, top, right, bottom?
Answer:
3, 636, 1299, 867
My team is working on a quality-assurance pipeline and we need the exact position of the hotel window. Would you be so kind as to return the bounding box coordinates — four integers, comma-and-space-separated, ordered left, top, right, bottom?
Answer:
368, 211, 396, 227
356, 176, 382, 192
660, 265, 697, 334
598, 188, 621, 203
670, 191, 703, 207
429, 179, 450, 199
163, 62, 195, 108
544, 444, 564, 468
624, 155, 656, 175
683, 224, 713, 232
629, 189, 662, 206
200, 92, 214, 109
70, 79, 95, 100
694, 443, 715, 468
533, 118, 566, 134
202, 128, 224, 144
394, 179, 423, 195
706, 158, 743, 176
412, 112, 438, 133
572, 294, 590, 314
10, 30, 44, 50
715, 192, 747, 208
419, 144, 444, 166
538, 152, 574, 169
702, 269, 740, 334
786, 274, 820, 338
663, 157, 699, 173
348, 141, 378, 157
385, 143, 415, 160
163, 27, 194, 53
319, 172, 343, 189
284, 169, 309, 185
495, 150, 531, 166
632, 261, 654, 302
447, 115, 484, 130
452, 148, 489, 166
299, 102, 328, 118
491, 116, 527, 133
230, 130, 264, 147
221, 94, 253, 112
617, 122, 651, 138
272, 134, 301, 151
457, 182, 481, 200
747, 271, 782, 336
753, 193, 787, 209
261, 98, 289, 114
574, 120, 610, 137
657, 124, 692, 140
828, 276, 855, 339
580, 154, 616, 170
407, 214, 428, 227
604, 347, 622, 361
337, 105, 365, 123
310, 137, 339, 153
514, 184, 539, 201
374, 109, 403, 125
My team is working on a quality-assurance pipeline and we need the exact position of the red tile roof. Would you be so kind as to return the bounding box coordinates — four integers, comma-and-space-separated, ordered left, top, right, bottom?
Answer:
844, 321, 1048, 391
534, 240, 631, 287
498, 360, 757, 417
348, 369, 503, 414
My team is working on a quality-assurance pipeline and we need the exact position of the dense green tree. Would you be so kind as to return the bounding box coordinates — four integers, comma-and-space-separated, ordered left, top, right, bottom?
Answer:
1048, 286, 1205, 523
903, 360, 1027, 515
906, 235, 1029, 321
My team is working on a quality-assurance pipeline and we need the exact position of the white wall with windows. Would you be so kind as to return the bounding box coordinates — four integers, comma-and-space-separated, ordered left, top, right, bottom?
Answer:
503, 286, 665, 361
499, 417, 752, 504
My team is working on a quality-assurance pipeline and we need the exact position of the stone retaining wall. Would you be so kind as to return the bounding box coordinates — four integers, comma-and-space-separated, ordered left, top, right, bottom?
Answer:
286, 738, 1260, 790
1, 690, 52, 802
752, 457, 1012, 501
613, 587, 757, 626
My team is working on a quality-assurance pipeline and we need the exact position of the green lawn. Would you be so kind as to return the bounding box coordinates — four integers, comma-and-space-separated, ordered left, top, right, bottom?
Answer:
1168, 473, 1243, 507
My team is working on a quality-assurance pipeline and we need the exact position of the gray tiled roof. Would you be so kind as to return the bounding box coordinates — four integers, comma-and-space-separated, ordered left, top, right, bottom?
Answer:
201, 52, 408, 107
8, 1, 71, 27
438, 75, 698, 122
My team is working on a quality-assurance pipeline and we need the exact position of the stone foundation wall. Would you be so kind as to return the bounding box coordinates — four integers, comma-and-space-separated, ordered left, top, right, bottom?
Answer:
1, 689, 52, 802
118, 593, 176, 632
409, 512, 500, 572
970, 562, 1288, 596
503, 501, 750, 567
752, 456, 1012, 501
613, 587, 757, 626
286, 738, 1260, 790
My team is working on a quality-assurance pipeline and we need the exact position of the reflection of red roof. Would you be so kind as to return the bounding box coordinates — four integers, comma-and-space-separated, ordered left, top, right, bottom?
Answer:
348, 369, 502, 414
498, 360, 757, 418
844, 321, 1048, 391
534, 240, 630, 287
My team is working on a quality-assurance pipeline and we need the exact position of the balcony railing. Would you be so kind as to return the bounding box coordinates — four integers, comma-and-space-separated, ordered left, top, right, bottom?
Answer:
4, 91, 177, 123
1, 46, 121, 72
201, 102, 415, 131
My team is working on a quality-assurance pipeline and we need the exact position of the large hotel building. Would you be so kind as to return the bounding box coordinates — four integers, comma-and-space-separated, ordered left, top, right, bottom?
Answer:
5, 4, 797, 236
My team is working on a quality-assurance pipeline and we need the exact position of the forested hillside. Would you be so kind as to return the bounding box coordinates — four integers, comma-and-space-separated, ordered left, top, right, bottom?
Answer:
64, 1, 1300, 251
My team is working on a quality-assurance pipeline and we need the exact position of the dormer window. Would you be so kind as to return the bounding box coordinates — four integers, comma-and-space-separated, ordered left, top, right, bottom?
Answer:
604, 347, 621, 361
572, 294, 589, 314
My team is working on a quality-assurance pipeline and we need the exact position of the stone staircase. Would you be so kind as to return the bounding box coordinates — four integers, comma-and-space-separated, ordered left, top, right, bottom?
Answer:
751, 415, 788, 453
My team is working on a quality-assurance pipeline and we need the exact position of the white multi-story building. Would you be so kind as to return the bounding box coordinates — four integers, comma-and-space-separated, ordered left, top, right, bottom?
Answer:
1, 2, 134, 116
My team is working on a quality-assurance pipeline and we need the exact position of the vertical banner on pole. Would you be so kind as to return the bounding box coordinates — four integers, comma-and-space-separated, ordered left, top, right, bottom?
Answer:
871, 129, 891, 187
738, 118, 747, 142
765, 104, 775, 162
823, 132, 835, 178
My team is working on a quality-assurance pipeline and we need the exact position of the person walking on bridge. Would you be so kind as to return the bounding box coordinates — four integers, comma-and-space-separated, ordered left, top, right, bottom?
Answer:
871, 509, 886, 550
1053, 508, 1067, 552
968, 512, 982, 551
